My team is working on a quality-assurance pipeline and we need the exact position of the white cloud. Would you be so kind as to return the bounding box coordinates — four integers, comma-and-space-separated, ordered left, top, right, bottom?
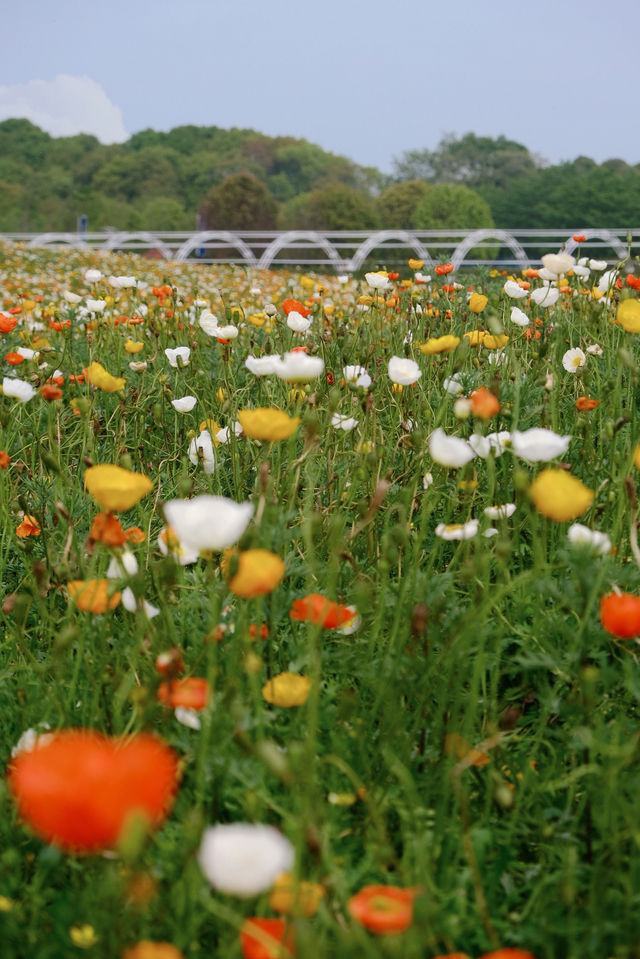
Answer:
0, 75, 128, 143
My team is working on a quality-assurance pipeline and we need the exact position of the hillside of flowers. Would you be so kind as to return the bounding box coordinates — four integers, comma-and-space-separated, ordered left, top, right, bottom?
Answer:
1, 240, 640, 959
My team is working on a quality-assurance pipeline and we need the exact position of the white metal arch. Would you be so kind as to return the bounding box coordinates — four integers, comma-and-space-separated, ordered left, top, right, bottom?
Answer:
175, 231, 257, 266
451, 229, 528, 268
102, 231, 173, 260
562, 229, 628, 260
28, 233, 84, 249
348, 231, 433, 273
257, 231, 345, 271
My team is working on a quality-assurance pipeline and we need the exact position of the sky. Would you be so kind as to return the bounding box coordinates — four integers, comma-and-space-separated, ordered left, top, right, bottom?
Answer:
1, 0, 638, 173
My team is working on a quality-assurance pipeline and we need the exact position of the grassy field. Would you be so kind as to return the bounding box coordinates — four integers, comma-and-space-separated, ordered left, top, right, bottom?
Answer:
1, 241, 640, 958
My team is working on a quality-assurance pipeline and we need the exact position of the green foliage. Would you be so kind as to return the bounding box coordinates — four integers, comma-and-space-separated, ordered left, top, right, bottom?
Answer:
395, 132, 540, 189
201, 171, 278, 230
377, 179, 430, 228
412, 182, 494, 231
279, 182, 380, 230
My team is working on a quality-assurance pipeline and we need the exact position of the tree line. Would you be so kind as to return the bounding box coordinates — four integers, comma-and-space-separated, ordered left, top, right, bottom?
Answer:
1, 120, 639, 234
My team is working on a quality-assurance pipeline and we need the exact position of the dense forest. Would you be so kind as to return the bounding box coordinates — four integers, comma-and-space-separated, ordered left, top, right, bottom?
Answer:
1, 119, 639, 233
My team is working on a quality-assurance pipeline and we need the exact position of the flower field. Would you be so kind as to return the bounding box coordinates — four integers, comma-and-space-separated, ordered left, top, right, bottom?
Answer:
1, 240, 640, 958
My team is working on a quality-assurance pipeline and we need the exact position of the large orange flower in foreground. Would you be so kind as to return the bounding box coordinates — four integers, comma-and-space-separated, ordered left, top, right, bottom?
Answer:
8, 730, 179, 853
290, 593, 355, 629
600, 592, 640, 639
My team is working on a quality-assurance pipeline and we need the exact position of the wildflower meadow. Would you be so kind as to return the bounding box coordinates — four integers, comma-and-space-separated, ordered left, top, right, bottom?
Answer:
2, 239, 640, 958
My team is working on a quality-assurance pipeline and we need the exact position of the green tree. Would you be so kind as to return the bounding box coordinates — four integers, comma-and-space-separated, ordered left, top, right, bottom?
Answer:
412, 183, 494, 230
139, 197, 191, 230
201, 172, 278, 230
378, 180, 430, 228
279, 183, 380, 230
395, 133, 538, 190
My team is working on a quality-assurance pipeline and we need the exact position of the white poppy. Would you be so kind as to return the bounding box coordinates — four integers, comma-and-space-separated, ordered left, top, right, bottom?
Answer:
443, 374, 464, 396
188, 430, 215, 474
175, 707, 202, 730
589, 259, 608, 272
215, 422, 243, 444
510, 306, 530, 327
63, 291, 82, 304
597, 270, 617, 293
163, 496, 253, 552
245, 355, 279, 377
129, 361, 148, 372
423, 472, 434, 490
365, 271, 391, 291
530, 286, 559, 308
435, 519, 479, 540
2, 377, 36, 402
567, 523, 611, 556
511, 428, 571, 462
287, 310, 312, 333
121, 587, 160, 618
271, 352, 324, 382
85, 298, 107, 313
108, 275, 137, 289
165, 347, 191, 368
84, 269, 103, 283
484, 503, 517, 520
586, 343, 603, 356
16, 347, 39, 360
562, 348, 586, 373
541, 253, 575, 276
388, 356, 421, 385
414, 272, 431, 284
343, 365, 371, 388
453, 397, 472, 419
11, 724, 52, 758
331, 414, 359, 431
106, 550, 139, 579
171, 396, 197, 413
503, 280, 528, 299
429, 428, 476, 468
157, 526, 200, 566
537, 268, 559, 282
337, 606, 361, 635
198, 823, 294, 898
573, 264, 590, 278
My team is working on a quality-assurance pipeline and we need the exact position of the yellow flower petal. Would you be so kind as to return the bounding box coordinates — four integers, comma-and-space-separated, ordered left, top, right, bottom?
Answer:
238, 408, 300, 441
468, 292, 488, 313
418, 335, 460, 355
262, 672, 311, 707
529, 468, 593, 521
84, 464, 153, 512
85, 360, 126, 392
617, 298, 640, 333
223, 548, 285, 597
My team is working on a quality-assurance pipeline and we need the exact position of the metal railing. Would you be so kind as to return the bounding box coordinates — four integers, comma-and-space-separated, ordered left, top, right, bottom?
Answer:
2, 228, 638, 271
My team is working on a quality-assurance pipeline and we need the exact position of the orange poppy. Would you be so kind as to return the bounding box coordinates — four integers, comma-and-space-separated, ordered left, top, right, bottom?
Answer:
600, 593, 640, 639
282, 298, 311, 318
240, 918, 295, 959
290, 593, 355, 628
248, 623, 270, 641
124, 526, 146, 544
122, 943, 184, 959
0, 451, 10, 468
8, 730, 179, 853
49, 320, 71, 331
157, 677, 210, 710
387, 272, 399, 281
523, 269, 539, 278
5, 352, 24, 365
479, 951, 537, 959
626, 274, 640, 291
16, 515, 40, 538
348, 884, 416, 935
0, 314, 18, 333
40, 384, 63, 401
572, 234, 586, 243
67, 579, 121, 614
576, 397, 599, 411
90, 512, 127, 547
435, 262, 454, 276
9, 306, 22, 315
469, 386, 500, 420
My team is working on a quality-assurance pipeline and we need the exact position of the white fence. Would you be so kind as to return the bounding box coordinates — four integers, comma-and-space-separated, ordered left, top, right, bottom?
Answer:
2, 229, 638, 271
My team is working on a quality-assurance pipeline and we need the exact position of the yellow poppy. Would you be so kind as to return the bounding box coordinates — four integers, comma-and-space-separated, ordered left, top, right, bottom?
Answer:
529, 469, 593, 521
223, 549, 285, 597
617, 299, 640, 333
483, 334, 509, 349
468, 292, 488, 313
238, 408, 300, 441
418, 335, 460, 355
85, 361, 126, 392
124, 339, 144, 354
268, 872, 325, 917
84, 464, 153, 512
262, 672, 311, 707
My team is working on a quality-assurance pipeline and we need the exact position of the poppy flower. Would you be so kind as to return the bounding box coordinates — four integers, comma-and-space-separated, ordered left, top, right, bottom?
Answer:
348, 884, 416, 935
600, 592, 640, 639
626, 274, 640, 291
240, 918, 295, 959
90, 512, 127, 547
435, 262, 454, 276
238, 408, 300, 441
282, 298, 311, 318
5, 352, 24, 365
67, 579, 121, 614
388, 356, 421, 385
573, 234, 586, 243
617, 298, 640, 333
262, 673, 312, 708
576, 396, 599, 411
0, 314, 18, 333
8, 730, 179, 853
0, 451, 10, 468
529, 469, 593, 522
268, 872, 325, 917
163, 496, 253, 553
468, 292, 488, 313
16, 514, 40, 538
479, 951, 537, 959
122, 943, 184, 959
158, 677, 210, 710
199, 823, 294, 897
469, 386, 500, 419
223, 548, 285, 597
290, 593, 355, 628
84, 464, 153, 512
85, 361, 125, 392
39, 384, 63, 401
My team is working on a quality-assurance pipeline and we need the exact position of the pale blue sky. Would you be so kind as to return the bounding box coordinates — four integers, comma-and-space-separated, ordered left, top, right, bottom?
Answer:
2, 0, 637, 171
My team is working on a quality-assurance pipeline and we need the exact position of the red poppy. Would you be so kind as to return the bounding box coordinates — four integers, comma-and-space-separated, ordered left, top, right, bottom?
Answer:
290, 593, 354, 628
434, 263, 454, 276
626, 274, 640, 291
157, 677, 210, 710
289, 345, 308, 353
442, 284, 458, 294
348, 885, 416, 935
9, 306, 22, 315
240, 918, 295, 959
0, 314, 18, 333
572, 234, 586, 243
576, 397, 599, 411
600, 593, 640, 639
0, 451, 10, 469
387, 272, 399, 281
248, 623, 270, 640
8, 730, 179, 853
5, 352, 24, 365
49, 319, 72, 331
282, 298, 311, 318
40, 384, 63, 401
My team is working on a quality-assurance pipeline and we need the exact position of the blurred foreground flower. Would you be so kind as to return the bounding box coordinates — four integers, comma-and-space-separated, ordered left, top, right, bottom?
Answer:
568, 523, 611, 556
8, 730, 178, 853
198, 823, 294, 897
269, 872, 325, 917
238, 408, 300, 441
510, 428, 571, 463
67, 579, 121, 614
290, 593, 355, 628
85, 464, 153, 512
529, 469, 593, 521
600, 592, 640, 639
122, 943, 184, 959
163, 496, 253, 552
348, 884, 417, 934
2, 376, 36, 402
240, 918, 295, 959
262, 673, 312, 707
223, 548, 285, 597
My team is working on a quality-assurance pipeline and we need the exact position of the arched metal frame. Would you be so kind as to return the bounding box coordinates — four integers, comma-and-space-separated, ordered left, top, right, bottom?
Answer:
348, 231, 434, 272
257, 231, 345, 271
451, 229, 529, 268
102, 231, 174, 260
175, 231, 257, 266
